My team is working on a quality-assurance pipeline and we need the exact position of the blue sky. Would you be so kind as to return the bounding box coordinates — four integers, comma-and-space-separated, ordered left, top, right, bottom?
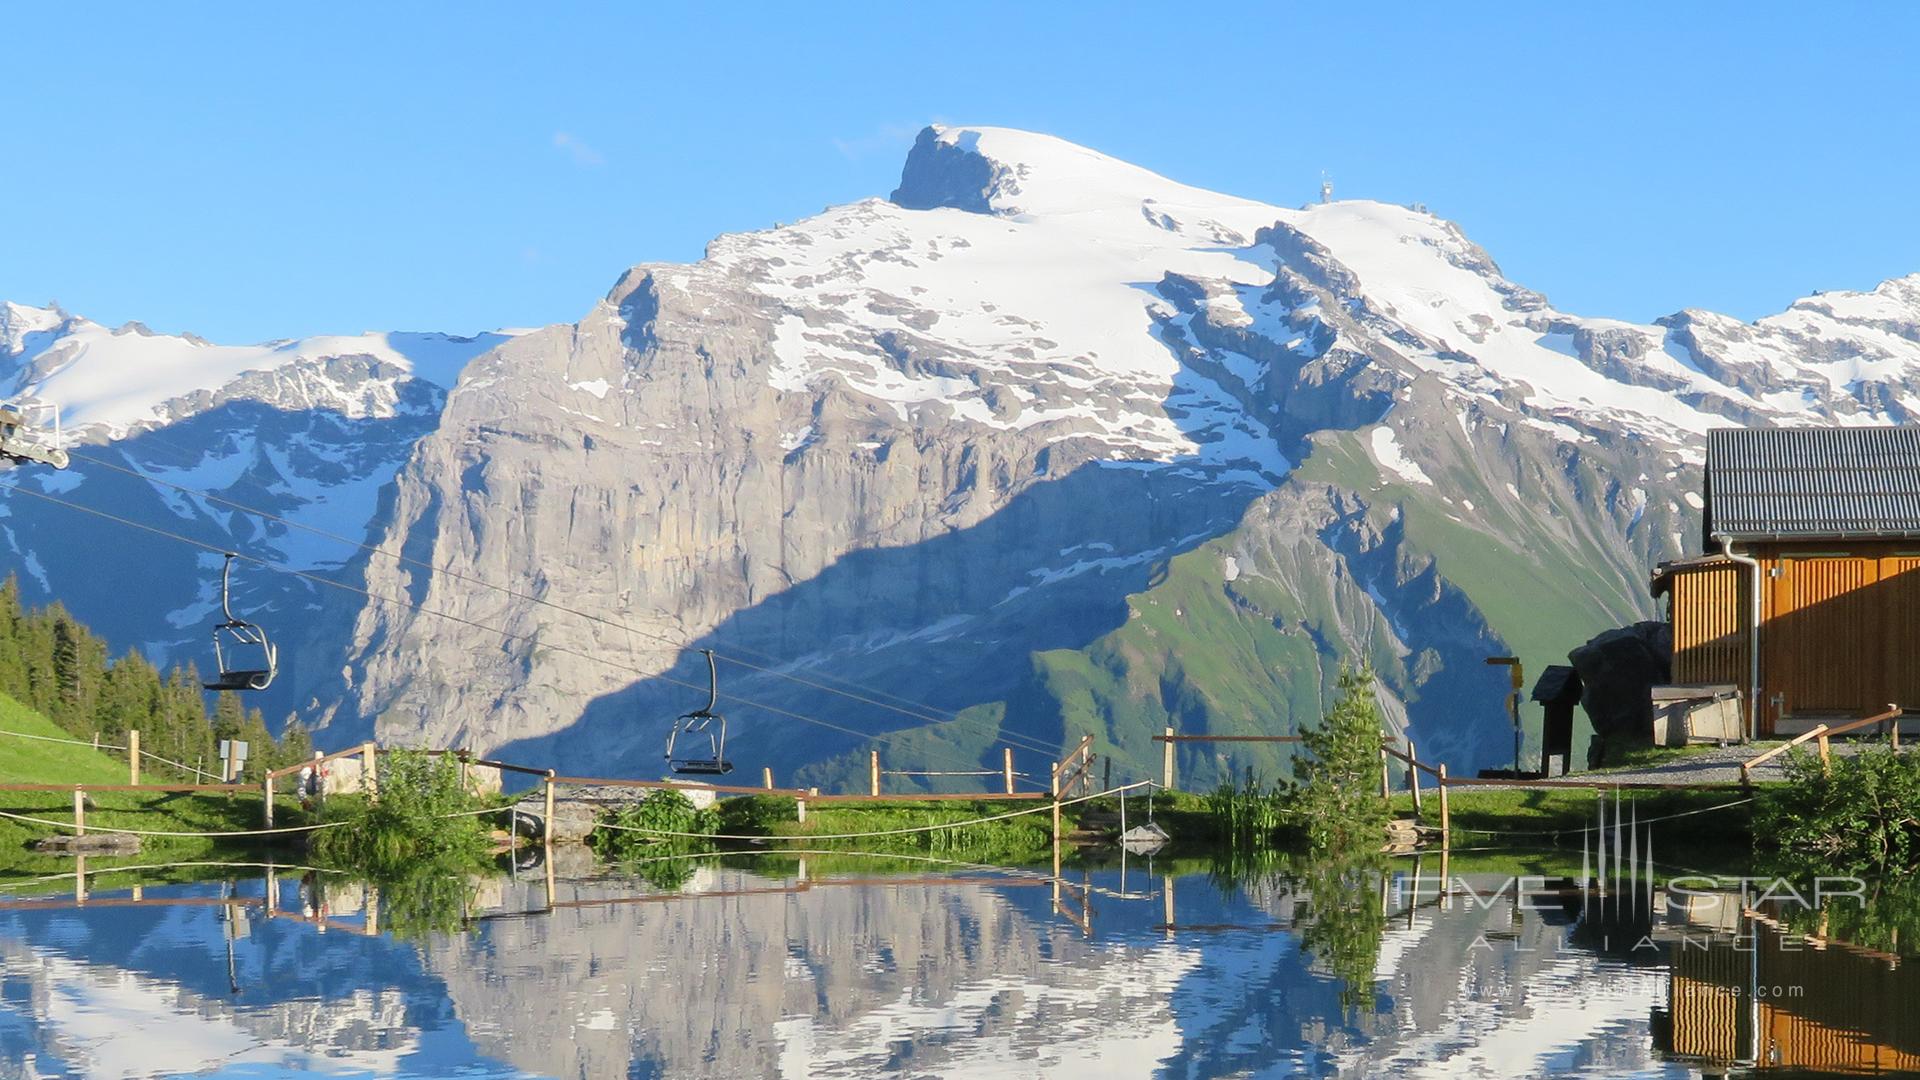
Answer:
4, 4, 1917, 342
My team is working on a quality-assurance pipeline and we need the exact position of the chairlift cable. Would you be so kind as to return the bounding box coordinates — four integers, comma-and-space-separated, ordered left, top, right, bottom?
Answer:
0, 479, 1029, 772
61, 447, 1074, 762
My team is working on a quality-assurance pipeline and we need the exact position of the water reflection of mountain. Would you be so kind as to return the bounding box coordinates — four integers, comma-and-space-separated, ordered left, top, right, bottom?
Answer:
0, 879, 515, 1078
14, 863, 1915, 1078
423, 866, 1680, 1079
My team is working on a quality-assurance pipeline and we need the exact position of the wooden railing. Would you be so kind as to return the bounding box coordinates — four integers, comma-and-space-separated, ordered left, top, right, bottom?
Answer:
1380, 738, 1449, 846
1151, 728, 1303, 789
1741, 704, 1902, 784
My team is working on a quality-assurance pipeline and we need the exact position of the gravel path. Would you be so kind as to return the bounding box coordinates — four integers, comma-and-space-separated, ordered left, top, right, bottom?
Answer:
1538, 739, 1895, 787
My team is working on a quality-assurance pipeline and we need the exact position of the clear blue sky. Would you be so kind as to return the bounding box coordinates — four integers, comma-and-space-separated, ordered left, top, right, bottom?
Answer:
4, 4, 1917, 342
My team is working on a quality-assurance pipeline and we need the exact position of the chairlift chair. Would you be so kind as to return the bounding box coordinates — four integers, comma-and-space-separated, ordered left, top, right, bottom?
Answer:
203, 553, 278, 692
665, 649, 732, 776
0, 398, 69, 469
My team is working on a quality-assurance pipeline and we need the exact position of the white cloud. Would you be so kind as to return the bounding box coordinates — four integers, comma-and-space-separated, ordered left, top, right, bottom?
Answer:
552, 131, 604, 167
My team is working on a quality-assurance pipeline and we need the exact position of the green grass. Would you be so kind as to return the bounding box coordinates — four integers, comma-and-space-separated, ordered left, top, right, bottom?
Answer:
0, 693, 284, 878
1390, 785, 1758, 850
762, 798, 1067, 862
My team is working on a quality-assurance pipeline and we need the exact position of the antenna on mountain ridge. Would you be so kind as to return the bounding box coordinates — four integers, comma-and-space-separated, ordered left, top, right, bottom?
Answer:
1319, 172, 1333, 204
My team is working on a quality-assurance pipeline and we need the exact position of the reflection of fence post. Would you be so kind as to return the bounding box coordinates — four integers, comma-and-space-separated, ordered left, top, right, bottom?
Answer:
362, 742, 379, 803
1004, 748, 1015, 795
128, 729, 140, 784
73, 785, 85, 836
869, 750, 881, 797
1162, 727, 1175, 792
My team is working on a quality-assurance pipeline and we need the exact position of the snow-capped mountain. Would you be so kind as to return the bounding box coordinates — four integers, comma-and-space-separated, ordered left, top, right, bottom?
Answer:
8, 124, 1920, 783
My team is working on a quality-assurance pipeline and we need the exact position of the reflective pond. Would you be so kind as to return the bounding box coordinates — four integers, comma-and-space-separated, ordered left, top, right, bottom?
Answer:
1, 852, 1914, 1078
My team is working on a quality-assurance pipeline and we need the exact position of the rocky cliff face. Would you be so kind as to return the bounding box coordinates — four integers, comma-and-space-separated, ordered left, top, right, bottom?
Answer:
9, 126, 1920, 784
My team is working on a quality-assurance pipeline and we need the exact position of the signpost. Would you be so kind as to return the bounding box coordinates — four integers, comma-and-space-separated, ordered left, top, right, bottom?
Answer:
1484, 657, 1524, 774
218, 739, 251, 782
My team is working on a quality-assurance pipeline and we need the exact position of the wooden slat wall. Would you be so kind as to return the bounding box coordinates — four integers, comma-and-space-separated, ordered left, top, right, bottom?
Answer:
1669, 544, 1920, 736
1882, 557, 1920, 709
1769, 555, 1874, 715
1671, 563, 1749, 689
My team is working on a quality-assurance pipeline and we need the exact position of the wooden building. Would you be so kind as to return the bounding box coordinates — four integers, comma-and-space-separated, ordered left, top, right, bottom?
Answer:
1654, 426, 1920, 738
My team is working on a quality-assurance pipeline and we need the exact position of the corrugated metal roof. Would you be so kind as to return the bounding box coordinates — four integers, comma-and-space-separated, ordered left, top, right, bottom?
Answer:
1707, 426, 1920, 540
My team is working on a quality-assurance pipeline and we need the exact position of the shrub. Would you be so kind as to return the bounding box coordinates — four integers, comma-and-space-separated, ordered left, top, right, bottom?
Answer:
1758, 746, 1920, 877
310, 750, 492, 875
592, 789, 718, 860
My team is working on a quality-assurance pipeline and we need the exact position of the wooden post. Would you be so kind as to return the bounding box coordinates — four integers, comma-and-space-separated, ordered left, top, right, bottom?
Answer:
362, 742, 379, 802
1437, 764, 1451, 849
796, 793, 807, 824
1406, 739, 1423, 816
869, 749, 881, 797
73, 785, 85, 836
458, 749, 470, 792
128, 729, 140, 784
263, 774, 274, 828
1818, 731, 1832, 772
762, 766, 774, 790
1379, 746, 1391, 801
543, 769, 556, 842
1003, 747, 1015, 794
1162, 727, 1176, 791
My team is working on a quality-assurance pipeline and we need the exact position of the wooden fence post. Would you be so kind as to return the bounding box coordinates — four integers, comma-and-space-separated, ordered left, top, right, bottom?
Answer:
1818, 731, 1832, 772
1406, 739, 1423, 816
263, 774, 274, 828
73, 785, 85, 837
1379, 746, 1391, 801
362, 742, 379, 802
1004, 747, 1015, 794
1436, 764, 1451, 849
128, 729, 140, 785
762, 766, 774, 790
869, 750, 881, 797
1162, 727, 1175, 792
543, 769, 556, 842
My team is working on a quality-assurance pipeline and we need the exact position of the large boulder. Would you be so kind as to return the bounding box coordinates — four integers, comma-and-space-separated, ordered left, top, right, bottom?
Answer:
1568, 621, 1672, 765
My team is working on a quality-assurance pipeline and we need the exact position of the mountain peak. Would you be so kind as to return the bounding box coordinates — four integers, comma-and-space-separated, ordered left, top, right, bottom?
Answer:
889, 124, 1275, 222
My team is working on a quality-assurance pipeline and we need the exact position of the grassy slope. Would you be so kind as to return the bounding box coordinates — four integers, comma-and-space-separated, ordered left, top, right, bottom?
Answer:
0, 693, 271, 875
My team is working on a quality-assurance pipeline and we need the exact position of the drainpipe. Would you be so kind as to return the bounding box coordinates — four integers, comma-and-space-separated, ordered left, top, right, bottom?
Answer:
1716, 534, 1762, 742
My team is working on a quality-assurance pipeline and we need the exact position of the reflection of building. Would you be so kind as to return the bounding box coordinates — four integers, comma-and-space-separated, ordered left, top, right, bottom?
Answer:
1656, 426, 1920, 737
1656, 921, 1920, 1072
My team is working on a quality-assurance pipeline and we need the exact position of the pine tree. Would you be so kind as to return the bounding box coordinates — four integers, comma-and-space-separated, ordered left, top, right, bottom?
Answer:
276, 714, 314, 770
1291, 661, 1390, 853
0, 575, 27, 700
